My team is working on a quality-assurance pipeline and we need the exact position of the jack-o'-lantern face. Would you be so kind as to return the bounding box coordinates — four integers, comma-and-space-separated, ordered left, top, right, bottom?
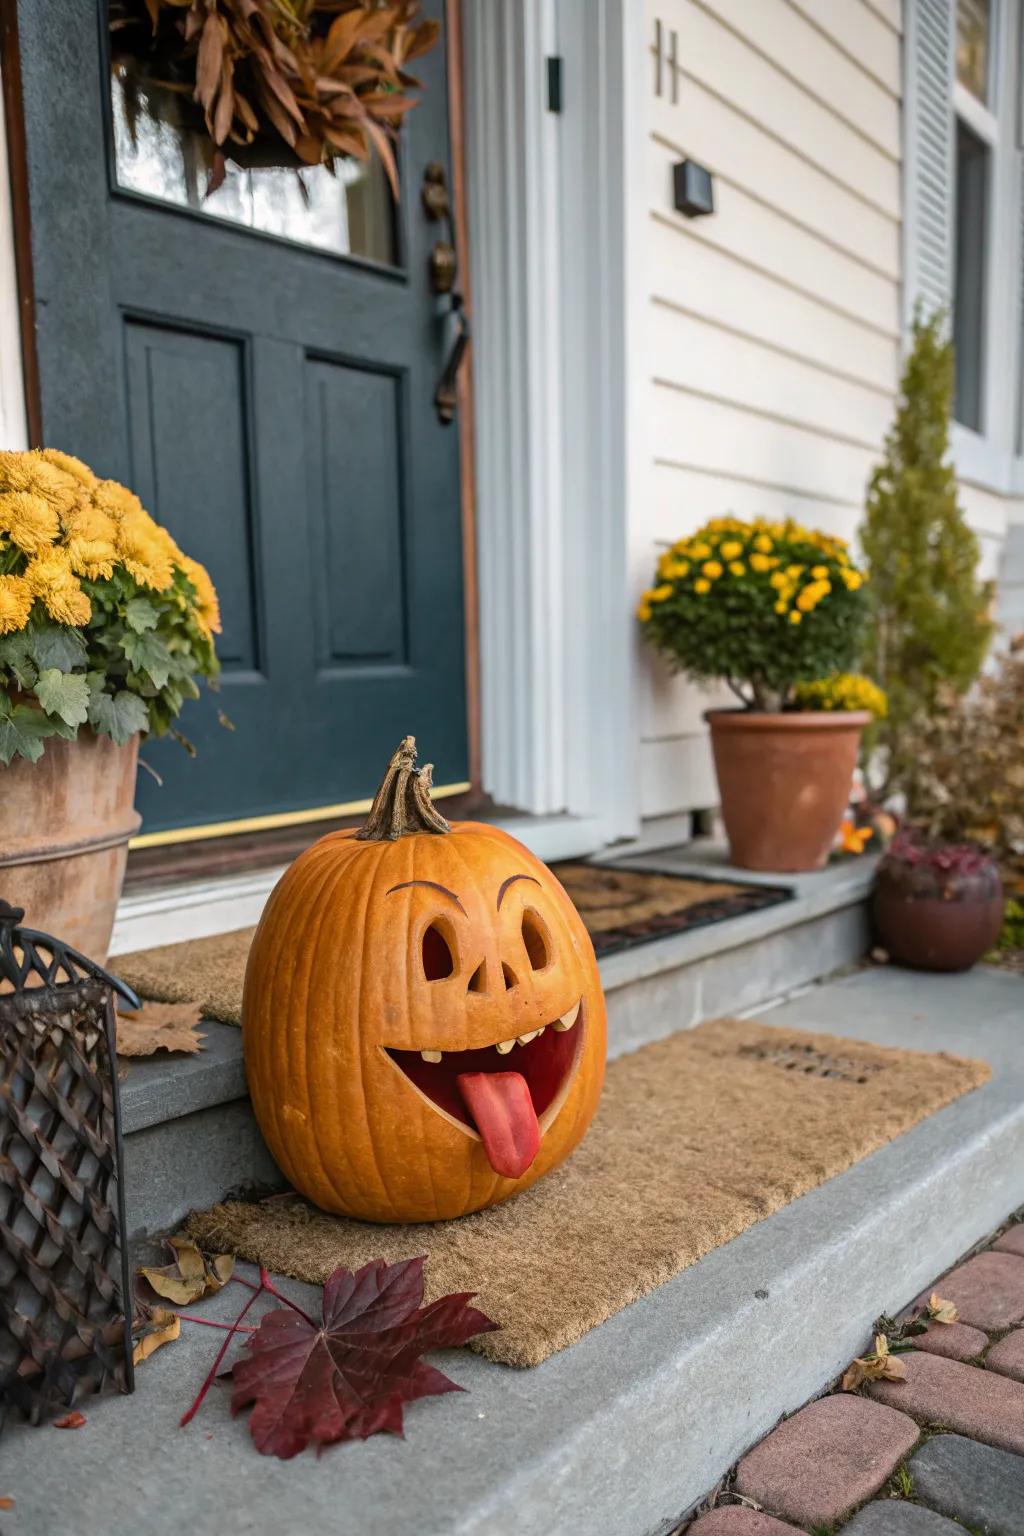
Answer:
243, 740, 606, 1223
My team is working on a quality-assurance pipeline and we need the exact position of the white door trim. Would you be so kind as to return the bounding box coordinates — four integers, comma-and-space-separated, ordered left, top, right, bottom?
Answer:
462, 0, 643, 844
0, 65, 28, 452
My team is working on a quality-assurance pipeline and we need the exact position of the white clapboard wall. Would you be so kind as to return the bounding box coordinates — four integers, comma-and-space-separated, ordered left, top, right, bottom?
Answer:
635, 0, 1016, 820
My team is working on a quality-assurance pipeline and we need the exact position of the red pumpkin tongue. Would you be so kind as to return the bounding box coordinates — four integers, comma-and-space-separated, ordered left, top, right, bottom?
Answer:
456, 1071, 541, 1180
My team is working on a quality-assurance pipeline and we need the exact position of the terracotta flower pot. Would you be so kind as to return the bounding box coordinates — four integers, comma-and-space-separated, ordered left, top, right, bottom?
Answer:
705, 709, 871, 873
872, 849, 1005, 972
0, 732, 140, 964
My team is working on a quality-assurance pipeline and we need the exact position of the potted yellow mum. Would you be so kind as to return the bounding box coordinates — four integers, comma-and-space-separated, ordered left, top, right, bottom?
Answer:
0, 448, 220, 959
637, 515, 875, 872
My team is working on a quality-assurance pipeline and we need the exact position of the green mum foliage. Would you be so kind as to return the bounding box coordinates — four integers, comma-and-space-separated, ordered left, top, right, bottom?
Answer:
636, 515, 869, 711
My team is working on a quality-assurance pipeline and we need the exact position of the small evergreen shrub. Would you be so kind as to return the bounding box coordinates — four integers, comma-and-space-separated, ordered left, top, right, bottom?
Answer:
860, 310, 993, 791
636, 515, 868, 711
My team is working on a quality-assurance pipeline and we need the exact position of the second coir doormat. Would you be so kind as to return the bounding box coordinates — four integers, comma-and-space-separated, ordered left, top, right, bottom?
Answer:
186, 1016, 990, 1368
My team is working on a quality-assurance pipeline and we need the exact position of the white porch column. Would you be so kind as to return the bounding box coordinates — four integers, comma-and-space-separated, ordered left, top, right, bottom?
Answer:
463, 0, 640, 839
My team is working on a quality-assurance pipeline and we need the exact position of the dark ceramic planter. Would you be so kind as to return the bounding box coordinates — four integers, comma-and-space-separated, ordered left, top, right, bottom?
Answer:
872, 853, 1005, 972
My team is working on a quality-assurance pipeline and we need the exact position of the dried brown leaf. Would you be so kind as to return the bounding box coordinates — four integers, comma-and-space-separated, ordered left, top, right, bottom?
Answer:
117, 1001, 205, 1057
195, 13, 225, 110
841, 1333, 907, 1391
139, 1235, 234, 1305
133, 1306, 182, 1367
927, 1291, 959, 1325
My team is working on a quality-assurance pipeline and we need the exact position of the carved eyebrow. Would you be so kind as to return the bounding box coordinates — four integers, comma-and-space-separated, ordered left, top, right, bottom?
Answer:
385, 880, 466, 914
497, 874, 541, 910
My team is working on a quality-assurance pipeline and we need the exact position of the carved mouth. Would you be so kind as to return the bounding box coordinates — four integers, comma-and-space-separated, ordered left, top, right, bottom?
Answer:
384, 1000, 584, 1179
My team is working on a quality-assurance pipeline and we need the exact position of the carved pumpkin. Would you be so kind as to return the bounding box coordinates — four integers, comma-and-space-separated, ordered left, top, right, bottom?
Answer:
242, 738, 607, 1222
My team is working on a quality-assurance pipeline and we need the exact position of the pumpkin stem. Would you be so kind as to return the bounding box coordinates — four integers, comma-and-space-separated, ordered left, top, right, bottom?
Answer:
355, 736, 451, 841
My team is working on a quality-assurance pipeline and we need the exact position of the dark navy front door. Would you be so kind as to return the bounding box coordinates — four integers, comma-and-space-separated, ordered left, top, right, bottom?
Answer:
17, 2, 467, 836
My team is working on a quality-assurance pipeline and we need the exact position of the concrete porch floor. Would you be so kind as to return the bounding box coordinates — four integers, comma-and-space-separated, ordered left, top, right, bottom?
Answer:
6, 962, 1024, 1536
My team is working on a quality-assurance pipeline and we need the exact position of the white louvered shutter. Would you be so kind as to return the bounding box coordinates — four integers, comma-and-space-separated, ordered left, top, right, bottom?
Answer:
903, 0, 955, 327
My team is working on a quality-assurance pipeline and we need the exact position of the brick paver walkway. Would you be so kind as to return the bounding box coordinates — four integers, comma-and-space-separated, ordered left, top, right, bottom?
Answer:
687, 1217, 1024, 1535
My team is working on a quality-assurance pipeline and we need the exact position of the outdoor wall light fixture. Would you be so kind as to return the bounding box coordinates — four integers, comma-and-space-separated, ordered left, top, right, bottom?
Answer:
673, 160, 715, 218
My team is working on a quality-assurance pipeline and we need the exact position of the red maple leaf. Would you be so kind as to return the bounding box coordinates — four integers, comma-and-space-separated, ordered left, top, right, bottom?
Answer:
230, 1256, 497, 1458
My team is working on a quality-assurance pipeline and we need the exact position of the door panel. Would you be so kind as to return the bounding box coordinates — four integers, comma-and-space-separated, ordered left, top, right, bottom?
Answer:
124, 323, 262, 674
305, 357, 409, 670
16, 1, 468, 835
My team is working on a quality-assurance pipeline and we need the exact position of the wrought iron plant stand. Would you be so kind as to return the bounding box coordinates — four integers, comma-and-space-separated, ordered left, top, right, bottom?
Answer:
0, 899, 139, 1429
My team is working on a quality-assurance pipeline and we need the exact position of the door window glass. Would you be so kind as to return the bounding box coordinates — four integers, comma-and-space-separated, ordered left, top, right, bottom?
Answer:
956, 0, 991, 105
110, 68, 397, 265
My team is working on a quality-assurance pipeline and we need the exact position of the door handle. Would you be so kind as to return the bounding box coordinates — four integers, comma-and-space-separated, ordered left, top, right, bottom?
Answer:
422, 162, 469, 425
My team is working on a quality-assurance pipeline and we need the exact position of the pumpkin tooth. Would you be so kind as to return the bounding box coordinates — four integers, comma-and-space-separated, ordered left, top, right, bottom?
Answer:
553, 1000, 581, 1032
517, 1029, 541, 1046
495, 1039, 516, 1055
420, 1049, 442, 1063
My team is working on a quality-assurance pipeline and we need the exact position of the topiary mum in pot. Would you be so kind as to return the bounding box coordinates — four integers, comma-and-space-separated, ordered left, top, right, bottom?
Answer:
243, 737, 607, 1223
873, 833, 1005, 973
0, 448, 220, 959
637, 515, 872, 871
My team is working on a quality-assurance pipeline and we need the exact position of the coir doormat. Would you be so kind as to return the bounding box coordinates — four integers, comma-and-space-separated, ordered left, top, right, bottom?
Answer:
551, 861, 790, 958
116, 863, 790, 1022
185, 1017, 989, 1368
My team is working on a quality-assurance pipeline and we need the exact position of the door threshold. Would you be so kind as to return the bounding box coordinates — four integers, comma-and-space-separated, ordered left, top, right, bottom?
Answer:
109, 811, 611, 956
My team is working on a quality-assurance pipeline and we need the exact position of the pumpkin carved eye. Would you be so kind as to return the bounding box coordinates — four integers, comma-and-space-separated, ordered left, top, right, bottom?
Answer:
521, 909, 550, 971
422, 922, 455, 981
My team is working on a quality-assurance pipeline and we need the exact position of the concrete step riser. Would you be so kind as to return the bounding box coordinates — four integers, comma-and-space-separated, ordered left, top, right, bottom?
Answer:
124, 897, 870, 1238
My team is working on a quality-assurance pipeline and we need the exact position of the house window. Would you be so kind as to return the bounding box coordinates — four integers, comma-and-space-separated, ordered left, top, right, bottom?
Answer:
953, 119, 989, 430
957, 0, 992, 102
951, 0, 1000, 433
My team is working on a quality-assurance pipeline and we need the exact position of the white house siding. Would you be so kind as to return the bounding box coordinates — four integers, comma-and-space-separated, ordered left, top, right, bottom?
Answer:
0, 66, 27, 452
633, 0, 1019, 822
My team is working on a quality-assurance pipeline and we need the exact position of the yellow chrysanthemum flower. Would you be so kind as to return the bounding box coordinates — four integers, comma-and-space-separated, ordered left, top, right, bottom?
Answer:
729, 561, 745, 577
785, 564, 804, 579
694, 578, 712, 595
66, 534, 117, 581
0, 574, 33, 635
841, 570, 864, 591
38, 448, 98, 492
774, 600, 788, 615
665, 559, 690, 578
789, 610, 802, 625
720, 540, 743, 561
0, 490, 59, 554
61, 502, 117, 544
702, 560, 723, 579
0, 452, 82, 521
691, 542, 712, 560
93, 479, 145, 525
178, 556, 222, 638
749, 553, 771, 573
115, 518, 175, 591
753, 534, 773, 554
650, 583, 673, 602
636, 600, 652, 622
770, 571, 788, 590
811, 565, 830, 579
23, 550, 92, 627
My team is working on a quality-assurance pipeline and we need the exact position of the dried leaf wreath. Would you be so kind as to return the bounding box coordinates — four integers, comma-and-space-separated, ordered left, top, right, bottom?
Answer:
109, 0, 440, 196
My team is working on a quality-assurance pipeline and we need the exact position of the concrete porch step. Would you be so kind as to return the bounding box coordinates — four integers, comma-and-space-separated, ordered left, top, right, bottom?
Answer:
117, 848, 875, 1237
10, 964, 1024, 1536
